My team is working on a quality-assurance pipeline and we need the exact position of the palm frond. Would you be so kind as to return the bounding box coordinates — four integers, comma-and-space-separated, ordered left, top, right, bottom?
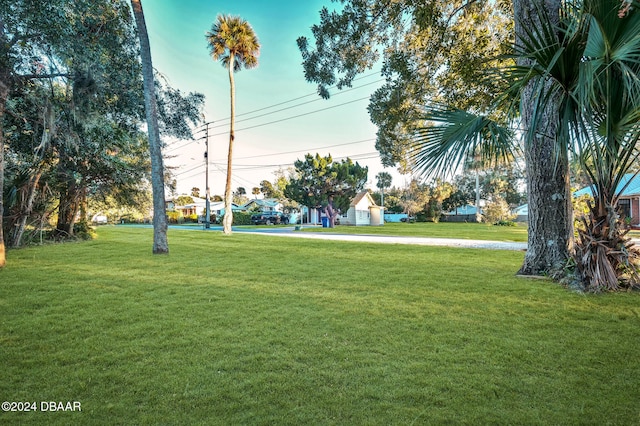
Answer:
411, 106, 515, 179
205, 15, 260, 71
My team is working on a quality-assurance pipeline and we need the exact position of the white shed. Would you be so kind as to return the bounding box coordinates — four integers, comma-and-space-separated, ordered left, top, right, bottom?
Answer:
341, 192, 383, 226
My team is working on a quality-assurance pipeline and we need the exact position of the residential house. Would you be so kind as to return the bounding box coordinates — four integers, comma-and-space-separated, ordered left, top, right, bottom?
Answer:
166, 196, 207, 217
442, 204, 480, 222
516, 173, 640, 226
512, 204, 528, 222
166, 196, 240, 220
573, 173, 640, 226
209, 201, 241, 217
242, 198, 282, 213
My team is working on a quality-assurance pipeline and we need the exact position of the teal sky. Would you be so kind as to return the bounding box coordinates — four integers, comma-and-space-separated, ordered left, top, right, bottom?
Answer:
143, 0, 399, 196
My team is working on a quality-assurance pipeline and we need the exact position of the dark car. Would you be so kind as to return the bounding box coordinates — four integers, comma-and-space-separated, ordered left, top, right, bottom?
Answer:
251, 211, 289, 225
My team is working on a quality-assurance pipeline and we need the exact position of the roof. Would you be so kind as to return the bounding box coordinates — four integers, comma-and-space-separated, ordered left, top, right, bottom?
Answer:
350, 191, 378, 207
168, 195, 207, 204
513, 204, 528, 215
241, 198, 281, 209
574, 173, 640, 198
445, 205, 478, 215
517, 173, 640, 214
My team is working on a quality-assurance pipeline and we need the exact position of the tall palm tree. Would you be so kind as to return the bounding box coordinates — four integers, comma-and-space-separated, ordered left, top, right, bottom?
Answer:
412, 0, 640, 291
206, 15, 260, 235
375, 171, 392, 207
252, 187, 261, 199
131, 0, 168, 254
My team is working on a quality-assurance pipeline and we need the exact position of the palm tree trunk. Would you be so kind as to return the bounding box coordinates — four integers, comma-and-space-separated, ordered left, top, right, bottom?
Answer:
131, 0, 168, 253
514, 0, 573, 277
0, 80, 7, 268
223, 55, 235, 235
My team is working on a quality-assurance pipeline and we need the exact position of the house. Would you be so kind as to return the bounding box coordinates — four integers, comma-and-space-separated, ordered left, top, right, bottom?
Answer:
166, 196, 241, 219
384, 213, 409, 223
442, 204, 479, 222
166, 196, 207, 217
517, 173, 640, 225
242, 198, 282, 212
209, 201, 241, 217
340, 191, 384, 226
512, 204, 528, 222
573, 173, 640, 225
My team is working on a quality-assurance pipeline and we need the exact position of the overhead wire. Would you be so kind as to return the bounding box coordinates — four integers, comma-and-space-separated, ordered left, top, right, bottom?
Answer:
208, 78, 384, 129
206, 96, 371, 138
164, 72, 384, 153
211, 71, 383, 123
174, 137, 377, 177
167, 71, 386, 187
163, 95, 372, 154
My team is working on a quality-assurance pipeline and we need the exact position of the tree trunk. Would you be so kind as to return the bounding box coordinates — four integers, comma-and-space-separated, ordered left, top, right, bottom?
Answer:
222, 55, 235, 235
0, 80, 6, 267
55, 178, 81, 237
131, 0, 168, 254
10, 170, 42, 247
12, 104, 55, 247
514, 0, 574, 277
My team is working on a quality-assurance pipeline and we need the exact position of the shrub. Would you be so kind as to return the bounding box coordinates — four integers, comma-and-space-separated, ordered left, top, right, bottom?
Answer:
494, 220, 516, 227
231, 212, 253, 225
167, 211, 183, 224
483, 198, 515, 224
73, 220, 96, 240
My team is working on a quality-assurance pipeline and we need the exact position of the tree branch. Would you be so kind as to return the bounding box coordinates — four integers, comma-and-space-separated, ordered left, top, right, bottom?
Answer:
447, 0, 481, 25
17, 73, 72, 81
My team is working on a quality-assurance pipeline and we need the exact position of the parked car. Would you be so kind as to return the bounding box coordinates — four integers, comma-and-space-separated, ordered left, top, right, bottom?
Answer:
92, 214, 108, 224
251, 211, 289, 225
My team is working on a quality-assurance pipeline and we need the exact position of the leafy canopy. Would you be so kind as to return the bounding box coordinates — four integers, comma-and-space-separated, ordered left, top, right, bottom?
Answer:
206, 15, 260, 71
284, 153, 368, 213
298, 0, 513, 169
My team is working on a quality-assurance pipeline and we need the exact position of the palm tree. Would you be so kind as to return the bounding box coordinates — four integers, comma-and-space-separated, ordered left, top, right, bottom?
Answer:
206, 15, 260, 234
252, 187, 261, 199
412, 0, 640, 291
375, 171, 392, 207
131, 0, 168, 254
565, 1, 640, 290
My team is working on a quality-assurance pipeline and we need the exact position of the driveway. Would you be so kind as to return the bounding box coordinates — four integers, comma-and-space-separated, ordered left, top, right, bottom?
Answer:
240, 227, 528, 251
122, 224, 527, 251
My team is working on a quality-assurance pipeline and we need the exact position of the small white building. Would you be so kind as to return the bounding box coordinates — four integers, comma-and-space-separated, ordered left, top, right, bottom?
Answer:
340, 191, 384, 226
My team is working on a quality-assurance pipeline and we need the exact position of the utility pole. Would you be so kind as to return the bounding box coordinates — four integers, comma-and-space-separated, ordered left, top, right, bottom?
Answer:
204, 125, 211, 229
197, 121, 214, 229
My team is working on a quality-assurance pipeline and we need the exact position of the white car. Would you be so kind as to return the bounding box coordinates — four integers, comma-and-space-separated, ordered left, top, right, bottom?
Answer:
92, 214, 108, 224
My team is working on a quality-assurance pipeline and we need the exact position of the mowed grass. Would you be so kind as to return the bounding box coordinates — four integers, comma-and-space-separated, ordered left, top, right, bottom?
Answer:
1, 226, 639, 425
302, 221, 529, 242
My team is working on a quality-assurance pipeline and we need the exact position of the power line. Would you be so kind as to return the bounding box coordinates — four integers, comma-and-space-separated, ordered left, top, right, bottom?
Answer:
209, 152, 381, 172
207, 96, 370, 138
233, 138, 375, 160
175, 151, 381, 183
165, 75, 383, 154
173, 135, 381, 180
212, 71, 383, 123
209, 79, 384, 129
164, 95, 372, 154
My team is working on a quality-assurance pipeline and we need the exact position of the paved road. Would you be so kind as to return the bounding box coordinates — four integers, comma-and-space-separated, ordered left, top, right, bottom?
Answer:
158, 224, 528, 251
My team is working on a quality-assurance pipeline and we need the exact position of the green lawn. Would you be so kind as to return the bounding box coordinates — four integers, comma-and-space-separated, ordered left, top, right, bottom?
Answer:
1, 226, 639, 424
301, 221, 529, 242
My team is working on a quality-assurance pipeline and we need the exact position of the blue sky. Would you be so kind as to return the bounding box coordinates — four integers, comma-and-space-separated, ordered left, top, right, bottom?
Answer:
143, 0, 402, 196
